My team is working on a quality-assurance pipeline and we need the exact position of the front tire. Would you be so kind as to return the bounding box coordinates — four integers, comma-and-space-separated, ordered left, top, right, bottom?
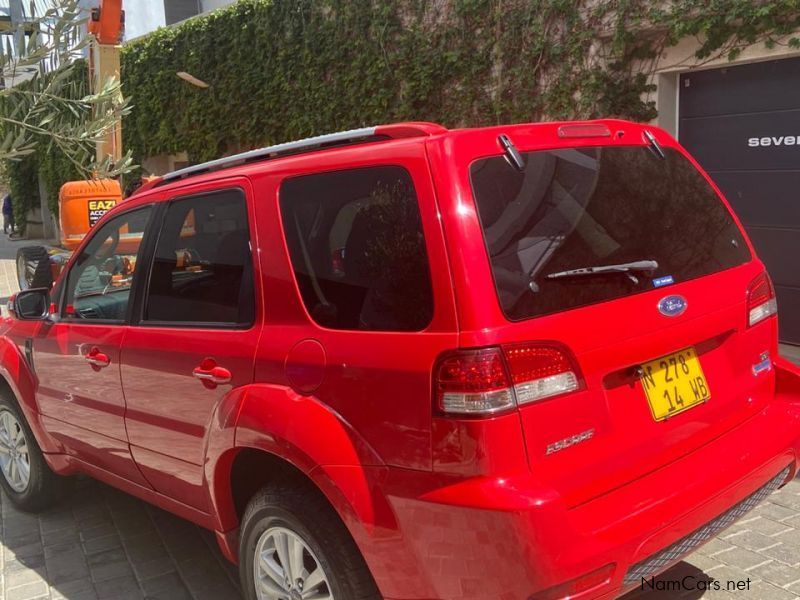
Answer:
0, 392, 67, 511
239, 483, 380, 600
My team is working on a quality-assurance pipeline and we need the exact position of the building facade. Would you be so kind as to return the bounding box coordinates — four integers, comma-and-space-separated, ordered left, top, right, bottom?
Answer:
125, 0, 236, 40
650, 39, 800, 345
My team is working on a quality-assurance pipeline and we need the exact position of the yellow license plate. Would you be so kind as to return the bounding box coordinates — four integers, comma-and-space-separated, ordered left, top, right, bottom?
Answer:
640, 347, 711, 421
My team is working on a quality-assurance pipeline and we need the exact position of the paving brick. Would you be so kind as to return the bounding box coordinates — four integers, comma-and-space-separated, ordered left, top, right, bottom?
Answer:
684, 552, 724, 572
770, 492, 800, 511
759, 503, 800, 523
45, 546, 90, 585
748, 517, 793, 537
726, 530, 782, 552
82, 534, 123, 556
696, 537, 737, 557
750, 561, 800, 588
744, 580, 800, 600
775, 527, 800, 547
93, 574, 142, 600
5, 579, 49, 600
4, 565, 46, 590
715, 546, 772, 570
50, 577, 98, 600
760, 542, 800, 567
130, 557, 175, 582
87, 550, 135, 583
139, 571, 192, 599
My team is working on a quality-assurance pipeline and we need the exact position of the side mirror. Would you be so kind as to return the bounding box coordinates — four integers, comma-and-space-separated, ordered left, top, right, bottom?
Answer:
9, 288, 51, 321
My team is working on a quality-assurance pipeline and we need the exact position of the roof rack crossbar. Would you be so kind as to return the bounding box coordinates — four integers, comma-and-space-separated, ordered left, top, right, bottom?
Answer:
161, 126, 378, 183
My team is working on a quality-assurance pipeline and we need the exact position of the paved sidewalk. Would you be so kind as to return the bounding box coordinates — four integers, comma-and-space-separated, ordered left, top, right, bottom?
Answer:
1, 478, 240, 600
0, 230, 798, 599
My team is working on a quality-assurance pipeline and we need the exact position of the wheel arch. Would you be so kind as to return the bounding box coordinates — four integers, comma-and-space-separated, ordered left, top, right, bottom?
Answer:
205, 384, 397, 563
0, 336, 60, 454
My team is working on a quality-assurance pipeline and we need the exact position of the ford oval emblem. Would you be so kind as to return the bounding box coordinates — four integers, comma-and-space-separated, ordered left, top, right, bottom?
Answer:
658, 295, 687, 317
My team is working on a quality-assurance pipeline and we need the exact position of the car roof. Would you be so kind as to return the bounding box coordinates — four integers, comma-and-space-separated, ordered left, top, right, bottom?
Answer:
127, 118, 668, 204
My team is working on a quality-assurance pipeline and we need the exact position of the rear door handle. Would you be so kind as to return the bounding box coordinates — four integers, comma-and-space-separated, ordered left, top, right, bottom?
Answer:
192, 358, 232, 385
85, 347, 110, 368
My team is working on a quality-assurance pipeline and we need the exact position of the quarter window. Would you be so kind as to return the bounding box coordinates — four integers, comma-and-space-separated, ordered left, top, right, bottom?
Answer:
280, 166, 433, 331
143, 189, 254, 326
62, 206, 152, 321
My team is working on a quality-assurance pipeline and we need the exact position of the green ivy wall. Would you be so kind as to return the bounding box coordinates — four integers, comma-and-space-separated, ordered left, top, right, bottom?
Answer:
120, 0, 800, 165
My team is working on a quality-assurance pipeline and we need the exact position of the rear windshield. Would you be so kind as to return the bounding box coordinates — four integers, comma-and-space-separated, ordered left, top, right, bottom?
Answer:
470, 145, 751, 321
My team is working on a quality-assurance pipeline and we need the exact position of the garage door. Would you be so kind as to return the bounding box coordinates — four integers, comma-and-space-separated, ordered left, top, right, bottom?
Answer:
679, 58, 800, 345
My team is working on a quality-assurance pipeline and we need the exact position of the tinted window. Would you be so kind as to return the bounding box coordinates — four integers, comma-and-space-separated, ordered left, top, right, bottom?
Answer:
280, 166, 433, 331
470, 146, 751, 321
63, 206, 152, 321
144, 189, 253, 326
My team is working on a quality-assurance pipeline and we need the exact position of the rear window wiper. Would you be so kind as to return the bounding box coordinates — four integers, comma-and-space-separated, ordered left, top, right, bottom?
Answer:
545, 259, 659, 284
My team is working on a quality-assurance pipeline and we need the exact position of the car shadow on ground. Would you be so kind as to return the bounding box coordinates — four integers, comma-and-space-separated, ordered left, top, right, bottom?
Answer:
1, 476, 241, 600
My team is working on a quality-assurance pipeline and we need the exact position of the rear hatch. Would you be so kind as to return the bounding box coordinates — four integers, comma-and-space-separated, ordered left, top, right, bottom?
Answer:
466, 128, 778, 507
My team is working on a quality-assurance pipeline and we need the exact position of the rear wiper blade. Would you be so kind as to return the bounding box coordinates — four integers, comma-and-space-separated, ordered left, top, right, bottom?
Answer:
545, 260, 658, 284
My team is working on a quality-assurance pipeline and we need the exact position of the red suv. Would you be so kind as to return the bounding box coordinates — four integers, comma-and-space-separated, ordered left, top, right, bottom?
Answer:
1, 120, 799, 600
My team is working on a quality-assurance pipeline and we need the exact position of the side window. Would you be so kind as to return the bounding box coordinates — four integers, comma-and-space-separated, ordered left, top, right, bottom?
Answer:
143, 189, 254, 326
62, 206, 152, 321
280, 166, 433, 331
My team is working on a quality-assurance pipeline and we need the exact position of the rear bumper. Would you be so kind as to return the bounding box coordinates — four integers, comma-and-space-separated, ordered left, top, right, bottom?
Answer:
377, 361, 800, 600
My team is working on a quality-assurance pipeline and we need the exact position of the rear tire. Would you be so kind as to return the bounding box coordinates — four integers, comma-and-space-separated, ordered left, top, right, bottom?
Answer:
0, 391, 68, 512
16, 246, 53, 291
239, 482, 381, 600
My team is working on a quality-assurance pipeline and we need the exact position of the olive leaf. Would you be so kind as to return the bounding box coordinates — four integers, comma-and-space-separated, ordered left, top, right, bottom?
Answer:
0, 0, 132, 178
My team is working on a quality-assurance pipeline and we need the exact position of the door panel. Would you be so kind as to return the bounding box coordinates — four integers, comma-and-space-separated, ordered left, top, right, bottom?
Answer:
121, 182, 260, 510
251, 142, 459, 470
33, 206, 154, 484
34, 323, 147, 484
121, 327, 258, 508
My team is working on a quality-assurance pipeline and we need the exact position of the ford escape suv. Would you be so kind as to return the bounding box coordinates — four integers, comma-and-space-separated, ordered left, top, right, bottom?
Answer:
1, 120, 799, 600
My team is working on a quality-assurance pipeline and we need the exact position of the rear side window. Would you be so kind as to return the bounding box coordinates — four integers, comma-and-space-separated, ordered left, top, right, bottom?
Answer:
144, 189, 254, 326
470, 146, 751, 321
280, 166, 433, 331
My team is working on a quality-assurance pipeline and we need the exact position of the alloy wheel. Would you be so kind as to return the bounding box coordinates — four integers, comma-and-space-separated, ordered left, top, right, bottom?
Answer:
253, 526, 333, 600
0, 409, 30, 493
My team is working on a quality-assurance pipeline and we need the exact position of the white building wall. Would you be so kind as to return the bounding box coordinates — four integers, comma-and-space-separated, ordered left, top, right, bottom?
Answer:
124, 0, 167, 41
123, 0, 234, 40
200, 0, 235, 12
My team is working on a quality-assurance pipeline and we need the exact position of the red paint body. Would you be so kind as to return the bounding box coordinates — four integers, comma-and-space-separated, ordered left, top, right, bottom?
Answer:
2, 120, 799, 600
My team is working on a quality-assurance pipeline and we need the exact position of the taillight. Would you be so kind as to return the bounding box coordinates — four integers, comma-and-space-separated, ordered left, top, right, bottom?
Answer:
435, 348, 515, 415
747, 271, 777, 327
504, 343, 581, 405
434, 343, 582, 416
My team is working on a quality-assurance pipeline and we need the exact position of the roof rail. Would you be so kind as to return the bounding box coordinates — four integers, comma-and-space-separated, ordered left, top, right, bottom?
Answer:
155, 122, 446, 187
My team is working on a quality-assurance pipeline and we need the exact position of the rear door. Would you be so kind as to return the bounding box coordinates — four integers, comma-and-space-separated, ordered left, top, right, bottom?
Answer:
120, 181, 260, 511
248, 139, 458, 471
444, 125, 776, 505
